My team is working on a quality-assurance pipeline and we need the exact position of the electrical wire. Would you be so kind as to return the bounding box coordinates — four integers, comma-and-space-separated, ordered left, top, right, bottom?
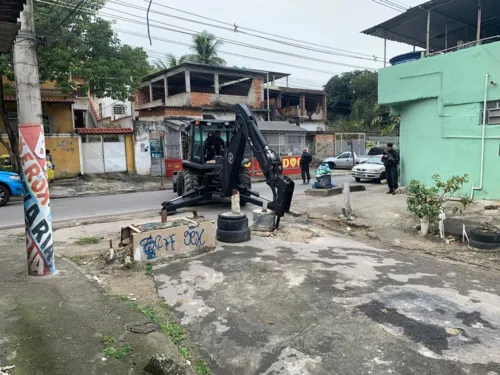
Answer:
140, 0, 380, 59
37, 0, 377, 71
107, 0, 383, 63
44, 0, 91, 39
119, 29, 343, 76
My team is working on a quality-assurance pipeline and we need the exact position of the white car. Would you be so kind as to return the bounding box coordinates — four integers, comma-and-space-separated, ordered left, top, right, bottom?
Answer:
350, 155, 386, 183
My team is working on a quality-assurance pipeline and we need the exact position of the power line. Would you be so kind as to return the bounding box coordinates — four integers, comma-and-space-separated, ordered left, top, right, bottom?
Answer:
371, 0, 408, 12
140, 0, 381, 60
96, 2, 377, 70
44, 0, 91, 39
106, 0, 383, 63
37, 0, 376, 71
119, 29, 343, 76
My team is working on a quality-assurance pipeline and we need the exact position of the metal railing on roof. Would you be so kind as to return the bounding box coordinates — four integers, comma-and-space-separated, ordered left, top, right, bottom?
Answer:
426, 35, 500, 57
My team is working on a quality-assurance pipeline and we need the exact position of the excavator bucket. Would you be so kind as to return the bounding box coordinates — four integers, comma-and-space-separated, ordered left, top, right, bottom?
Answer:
272, 176, 295, 217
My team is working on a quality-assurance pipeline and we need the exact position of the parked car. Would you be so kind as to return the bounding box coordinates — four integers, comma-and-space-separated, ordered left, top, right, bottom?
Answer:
322, 147, 387, 169
323, 151, 369, 169
0, 170, 23, 206
350, 155, 386, 183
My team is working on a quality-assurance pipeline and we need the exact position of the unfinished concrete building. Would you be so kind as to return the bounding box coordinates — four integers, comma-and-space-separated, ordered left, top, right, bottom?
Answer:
134, 62, 288, 121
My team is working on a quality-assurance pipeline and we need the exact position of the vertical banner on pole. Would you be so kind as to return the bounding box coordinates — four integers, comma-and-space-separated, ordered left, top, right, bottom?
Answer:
19, 124, 55, 276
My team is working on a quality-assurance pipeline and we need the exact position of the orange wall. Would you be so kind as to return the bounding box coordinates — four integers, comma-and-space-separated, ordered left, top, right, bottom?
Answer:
0, 101, 73, 134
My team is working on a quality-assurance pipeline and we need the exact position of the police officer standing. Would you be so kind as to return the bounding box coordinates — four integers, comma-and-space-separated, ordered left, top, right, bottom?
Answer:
300, 148, 312, 184
381, 143, 399, 195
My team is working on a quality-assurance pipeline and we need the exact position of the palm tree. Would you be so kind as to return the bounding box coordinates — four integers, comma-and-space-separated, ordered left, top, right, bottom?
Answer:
154, 53, 188, 70
184, 30, 226, 66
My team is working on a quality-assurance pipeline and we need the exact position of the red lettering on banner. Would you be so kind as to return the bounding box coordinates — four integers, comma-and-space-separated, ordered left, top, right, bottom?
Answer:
21, 150, 34, 164
25, 163, 41, 181
27, 233, 49, 276
31, 177, 47, 193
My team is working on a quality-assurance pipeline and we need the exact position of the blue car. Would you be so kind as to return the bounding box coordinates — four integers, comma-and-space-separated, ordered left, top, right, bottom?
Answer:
0, 171, 23, 206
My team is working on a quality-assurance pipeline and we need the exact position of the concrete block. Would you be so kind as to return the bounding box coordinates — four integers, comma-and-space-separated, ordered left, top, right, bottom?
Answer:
305, 187, 342, 197
305, 184, 366, 197
123, 217, 216, 262
349, 184, 366, 192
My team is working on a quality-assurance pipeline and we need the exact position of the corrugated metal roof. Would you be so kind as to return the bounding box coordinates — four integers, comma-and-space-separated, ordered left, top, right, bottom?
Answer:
362, 0, 500, 52
4, 95, 76, 103
257, 121, 307, 133
76, 128, 134, 134
142, 62, 289, 83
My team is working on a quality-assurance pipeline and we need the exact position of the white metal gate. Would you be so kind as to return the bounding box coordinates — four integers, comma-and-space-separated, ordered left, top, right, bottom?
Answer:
82, 135, 127, 174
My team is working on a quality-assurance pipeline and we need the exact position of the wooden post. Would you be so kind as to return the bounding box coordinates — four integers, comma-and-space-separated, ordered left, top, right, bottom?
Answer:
342, 182, 352, 218
161, 209, 167, 223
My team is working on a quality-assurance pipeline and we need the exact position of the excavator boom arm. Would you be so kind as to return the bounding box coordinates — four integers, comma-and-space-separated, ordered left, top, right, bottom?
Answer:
221, 104, 295, 218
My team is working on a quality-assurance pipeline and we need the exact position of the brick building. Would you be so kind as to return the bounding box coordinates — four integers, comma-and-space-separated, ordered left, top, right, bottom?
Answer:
135, 62, 288, 121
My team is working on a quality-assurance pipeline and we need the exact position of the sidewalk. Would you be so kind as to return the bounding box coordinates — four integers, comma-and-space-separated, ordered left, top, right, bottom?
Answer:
0, 238, 192, 375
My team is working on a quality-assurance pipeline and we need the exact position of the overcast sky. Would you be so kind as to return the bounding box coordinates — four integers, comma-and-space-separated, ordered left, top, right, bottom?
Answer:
103, 0, 424, 88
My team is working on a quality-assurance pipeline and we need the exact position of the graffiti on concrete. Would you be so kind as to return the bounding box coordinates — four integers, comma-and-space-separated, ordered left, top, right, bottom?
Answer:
164, 234, 176, 251
139, 234, 163, 260
20, 124, 55, 276
56, 139, 74, 152
184, 223, 206, 247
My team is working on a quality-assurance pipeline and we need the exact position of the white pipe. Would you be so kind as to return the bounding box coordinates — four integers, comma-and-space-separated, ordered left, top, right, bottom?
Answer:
471, 72, 489, 199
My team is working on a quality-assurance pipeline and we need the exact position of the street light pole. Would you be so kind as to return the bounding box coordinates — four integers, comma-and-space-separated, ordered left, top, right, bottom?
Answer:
14, 0, 55, 276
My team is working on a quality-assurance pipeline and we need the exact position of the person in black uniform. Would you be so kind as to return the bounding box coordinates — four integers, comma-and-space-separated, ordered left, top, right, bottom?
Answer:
205, 130, 225, 160
381, 143, 399, 195
299, 148, 312, 184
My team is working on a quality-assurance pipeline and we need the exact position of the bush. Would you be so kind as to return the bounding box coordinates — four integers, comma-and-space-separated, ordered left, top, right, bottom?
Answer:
407, 174, 472, 232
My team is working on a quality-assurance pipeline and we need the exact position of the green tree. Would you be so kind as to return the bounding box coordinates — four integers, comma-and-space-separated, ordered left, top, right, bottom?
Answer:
0, 0, 152, 172
154, 53, 188, 70
184, 30, 226, 66
324, 70, 396, 132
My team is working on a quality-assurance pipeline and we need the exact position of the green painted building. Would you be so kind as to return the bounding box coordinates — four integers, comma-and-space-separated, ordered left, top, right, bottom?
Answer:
363, 0, 500, 200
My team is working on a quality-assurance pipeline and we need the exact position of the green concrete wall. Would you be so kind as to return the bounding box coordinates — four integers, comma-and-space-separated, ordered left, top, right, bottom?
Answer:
379, 42, 500, 199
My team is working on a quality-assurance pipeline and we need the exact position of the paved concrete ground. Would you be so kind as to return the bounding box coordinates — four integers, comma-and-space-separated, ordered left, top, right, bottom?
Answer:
153, 232, 500, 375
0, 176, 353, 229
0, 239, 186, 375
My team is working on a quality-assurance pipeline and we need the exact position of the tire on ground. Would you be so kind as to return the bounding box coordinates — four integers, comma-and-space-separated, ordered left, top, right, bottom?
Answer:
217, 216, 249, 231
183, 168, 199, 194
176, 171, 185, 196
217, 227, 251, 243
328, 162, 336, 169
469, 238, 500, 250
355, 177, 361, 182
0, 184, 10, 207
470, 228, 500, 243
218, 212, 247, 221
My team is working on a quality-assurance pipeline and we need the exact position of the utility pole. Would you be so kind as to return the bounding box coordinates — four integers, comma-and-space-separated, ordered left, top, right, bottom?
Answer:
14, 0, 55, 276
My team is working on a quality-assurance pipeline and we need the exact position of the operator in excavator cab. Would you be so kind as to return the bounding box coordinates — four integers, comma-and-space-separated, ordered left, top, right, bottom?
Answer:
205, 130, 225, 161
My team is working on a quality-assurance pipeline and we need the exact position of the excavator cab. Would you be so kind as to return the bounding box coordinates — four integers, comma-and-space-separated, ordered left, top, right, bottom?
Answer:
174, 119, 251, 198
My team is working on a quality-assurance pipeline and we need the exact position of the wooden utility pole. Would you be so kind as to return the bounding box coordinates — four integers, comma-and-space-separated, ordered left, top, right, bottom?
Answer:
14, 0, 55, 276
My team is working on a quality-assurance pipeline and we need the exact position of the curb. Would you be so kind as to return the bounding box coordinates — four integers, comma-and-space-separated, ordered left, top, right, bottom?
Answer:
49, 187, 172, 200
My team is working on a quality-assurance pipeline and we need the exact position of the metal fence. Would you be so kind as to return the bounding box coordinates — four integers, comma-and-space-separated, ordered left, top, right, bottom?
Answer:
263, 133, 306, 157
334, 133, 366, 155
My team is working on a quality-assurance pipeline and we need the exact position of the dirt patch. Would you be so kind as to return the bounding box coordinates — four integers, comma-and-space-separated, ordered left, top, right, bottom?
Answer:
290, 184, 500, 271
252, 223, 323, 243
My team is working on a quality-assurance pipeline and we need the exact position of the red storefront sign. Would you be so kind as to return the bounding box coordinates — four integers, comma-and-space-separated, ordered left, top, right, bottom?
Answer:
247, 155, 302, 177
165, 155, 302, 177
164, 158, 183, 177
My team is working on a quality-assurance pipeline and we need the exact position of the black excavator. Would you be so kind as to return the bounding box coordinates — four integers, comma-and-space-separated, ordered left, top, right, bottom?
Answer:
161, 104, 295, 229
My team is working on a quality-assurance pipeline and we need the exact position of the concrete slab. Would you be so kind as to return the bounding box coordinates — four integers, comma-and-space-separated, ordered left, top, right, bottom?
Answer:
154, 234, 500, 375
0, 242, 189, 375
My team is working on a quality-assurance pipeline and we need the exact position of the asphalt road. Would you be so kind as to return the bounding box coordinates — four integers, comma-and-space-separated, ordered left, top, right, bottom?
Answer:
0, 176, 353, 230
